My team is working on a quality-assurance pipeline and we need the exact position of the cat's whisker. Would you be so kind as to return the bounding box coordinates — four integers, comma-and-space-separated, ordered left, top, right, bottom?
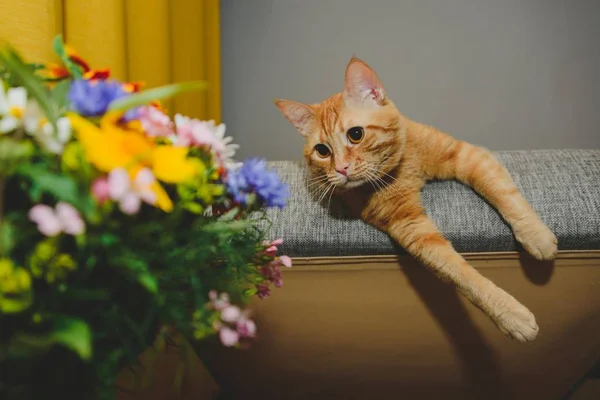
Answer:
363, 170, 384, 192
317, 182, 336, 204
326, 183, 338, 210
371, 166, 409, 192
307, 181, 329, 199
305, 177, 330, 188
306, 180, 330, 190
306, 174, 329, 183
306, 176, 334, 191
367, 167, 392, 190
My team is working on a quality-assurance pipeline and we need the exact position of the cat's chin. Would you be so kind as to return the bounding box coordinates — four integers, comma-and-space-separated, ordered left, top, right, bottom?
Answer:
340, 179, 367, 190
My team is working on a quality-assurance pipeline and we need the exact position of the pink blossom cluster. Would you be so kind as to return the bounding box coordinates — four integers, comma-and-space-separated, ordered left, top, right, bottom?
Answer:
255, 238, 292, 299
209, 290, 257, 347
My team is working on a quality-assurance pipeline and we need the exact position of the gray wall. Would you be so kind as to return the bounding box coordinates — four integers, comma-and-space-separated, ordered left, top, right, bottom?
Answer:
220, 0, 600, 162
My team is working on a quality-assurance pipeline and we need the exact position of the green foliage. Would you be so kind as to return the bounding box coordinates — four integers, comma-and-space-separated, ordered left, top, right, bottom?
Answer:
15, 162, 96, 218
52, 35, 83, 79
108, 81, 207, 112
0, 48, 58, 132
0, 138, 33, 176
0, 220, 15, 256
7, 317, 92, 360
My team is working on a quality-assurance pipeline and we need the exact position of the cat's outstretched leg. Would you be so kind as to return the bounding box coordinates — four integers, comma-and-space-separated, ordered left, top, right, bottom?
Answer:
364, 194, 539, 342
430, 138, 557, 260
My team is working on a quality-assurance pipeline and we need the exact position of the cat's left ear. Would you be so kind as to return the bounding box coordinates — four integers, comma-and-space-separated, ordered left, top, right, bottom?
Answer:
273, 99, 315, 137
343, 57, 386, 108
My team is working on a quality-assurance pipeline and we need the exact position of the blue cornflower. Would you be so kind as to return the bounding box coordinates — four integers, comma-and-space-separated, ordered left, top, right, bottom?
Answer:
226, 158, 289, 208
68, 79, 128, 116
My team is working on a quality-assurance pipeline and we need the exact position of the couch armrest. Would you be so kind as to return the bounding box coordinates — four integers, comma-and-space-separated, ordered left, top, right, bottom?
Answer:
264, 149, 600, 257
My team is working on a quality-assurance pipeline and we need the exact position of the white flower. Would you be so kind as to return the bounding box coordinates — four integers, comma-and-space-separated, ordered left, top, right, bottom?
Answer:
22, 101, 72, 154
172, 114, 241, 168
0, 80, 27, 134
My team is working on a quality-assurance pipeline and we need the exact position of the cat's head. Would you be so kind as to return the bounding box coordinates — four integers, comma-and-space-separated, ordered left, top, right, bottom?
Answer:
274, 57, 405, 191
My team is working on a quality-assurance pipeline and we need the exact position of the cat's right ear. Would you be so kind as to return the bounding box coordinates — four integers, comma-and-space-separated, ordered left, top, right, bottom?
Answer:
274, 99, 315, 138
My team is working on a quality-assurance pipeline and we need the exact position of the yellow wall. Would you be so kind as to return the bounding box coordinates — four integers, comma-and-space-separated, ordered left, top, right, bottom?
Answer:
0, 0, 221, 122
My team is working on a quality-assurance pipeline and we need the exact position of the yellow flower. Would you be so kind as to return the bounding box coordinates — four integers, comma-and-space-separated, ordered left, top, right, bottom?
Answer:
0, 258, 33, 314
152, 181, 174, 212
69, 112, 203, 213
29, 239, 77, 283
152, 145, 203, 184
46, 254, 77, 283
30, 239, 58, 278
68, 112, 154, 173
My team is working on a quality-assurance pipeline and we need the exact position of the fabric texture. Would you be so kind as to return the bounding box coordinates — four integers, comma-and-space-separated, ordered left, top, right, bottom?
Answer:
262, 149, 600, 257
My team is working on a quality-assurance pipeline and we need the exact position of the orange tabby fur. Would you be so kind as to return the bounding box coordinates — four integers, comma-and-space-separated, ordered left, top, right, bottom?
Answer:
274, 57, 558, 342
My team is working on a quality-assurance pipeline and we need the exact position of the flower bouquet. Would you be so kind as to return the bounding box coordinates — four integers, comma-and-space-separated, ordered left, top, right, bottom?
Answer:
0, 36, 290, 399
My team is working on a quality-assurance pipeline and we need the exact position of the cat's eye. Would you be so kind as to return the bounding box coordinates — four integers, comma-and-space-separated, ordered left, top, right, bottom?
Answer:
314, 144, 331, 158
347, 126, 364, 144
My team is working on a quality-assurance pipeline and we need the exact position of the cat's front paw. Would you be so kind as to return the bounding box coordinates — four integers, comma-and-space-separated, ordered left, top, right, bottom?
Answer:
493, 300, 539, 343
515, 221, 558, 261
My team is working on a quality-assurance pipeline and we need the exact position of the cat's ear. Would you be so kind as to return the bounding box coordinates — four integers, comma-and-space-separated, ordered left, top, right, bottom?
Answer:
274, 99, 315, 137
343, 57, 386, 108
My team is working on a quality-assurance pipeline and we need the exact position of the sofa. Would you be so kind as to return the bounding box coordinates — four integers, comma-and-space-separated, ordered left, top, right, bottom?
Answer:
200, 149, 600, 400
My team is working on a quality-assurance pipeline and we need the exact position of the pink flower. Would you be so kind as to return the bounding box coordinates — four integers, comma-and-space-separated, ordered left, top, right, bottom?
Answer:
261, 238, 284, 256
270, 238, 284, 246
265, 246, 278, 256
29, 202, 85, 236
209, 291, 258, 346
279, 255, 292, 268
221, 305, 242, 323
173, 114, 239, 168
91, 177, 110, 204
219, 327, 240, 347
236, 316, 257, 338
209, 290, 231, 311
108, 167, 157, 215
256, 283, 271, 299
174, 116, 228, 151
139, 106, 174, 137
271, 266, 283, 288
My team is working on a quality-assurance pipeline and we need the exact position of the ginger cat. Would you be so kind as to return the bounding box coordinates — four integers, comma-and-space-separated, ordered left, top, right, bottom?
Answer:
274, 57, 558, 342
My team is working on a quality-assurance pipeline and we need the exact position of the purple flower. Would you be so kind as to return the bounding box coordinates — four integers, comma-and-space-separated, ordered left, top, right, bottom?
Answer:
68, 79, 128, 116
226, 158, 289, 208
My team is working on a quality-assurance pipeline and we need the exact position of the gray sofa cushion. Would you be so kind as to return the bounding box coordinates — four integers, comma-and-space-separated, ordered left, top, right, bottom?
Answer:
263, 149, 600, 257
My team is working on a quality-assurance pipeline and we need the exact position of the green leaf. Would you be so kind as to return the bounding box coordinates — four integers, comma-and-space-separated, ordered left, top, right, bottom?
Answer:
52, 35, 83, 79
114, 255, 158, 294
15, 163, 96, 217
218, 207, 240, 222
138, 273, 158, 294
17, 163, 77, 200
51, 317, 92, 360
201, 220, 254, 234
7, 317, 92, 360
0, 47, 57, 131
0, 220, 15, 256
100, 233, 119, 247
51, 79, 72, 112
107, 81, 207, 112
0, 138, 34, 176
0, 290, 32, 314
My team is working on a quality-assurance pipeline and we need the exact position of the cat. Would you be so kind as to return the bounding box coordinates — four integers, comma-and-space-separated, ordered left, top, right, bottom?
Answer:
274, 57, 558, 342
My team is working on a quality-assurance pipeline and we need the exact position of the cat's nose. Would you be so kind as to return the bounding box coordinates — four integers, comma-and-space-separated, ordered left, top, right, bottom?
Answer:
336, 164, 350, 176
